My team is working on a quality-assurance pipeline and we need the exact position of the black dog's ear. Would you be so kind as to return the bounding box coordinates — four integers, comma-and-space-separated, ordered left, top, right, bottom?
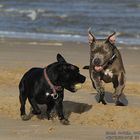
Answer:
88, 28, 96, 45
57, 53, 67, 63
106, 32, 116, 44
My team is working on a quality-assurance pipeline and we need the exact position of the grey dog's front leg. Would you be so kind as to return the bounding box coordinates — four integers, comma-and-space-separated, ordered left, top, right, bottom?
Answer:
94, 81, 107, 105
90, 72, 107, 105
113, 72, 126, 106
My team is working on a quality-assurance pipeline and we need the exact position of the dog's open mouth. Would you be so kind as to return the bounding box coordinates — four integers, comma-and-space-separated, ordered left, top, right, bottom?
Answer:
94, 66, 103, 72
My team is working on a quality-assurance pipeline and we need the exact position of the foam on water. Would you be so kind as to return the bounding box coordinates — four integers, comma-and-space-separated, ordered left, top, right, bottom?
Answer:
0, 30, 140, 47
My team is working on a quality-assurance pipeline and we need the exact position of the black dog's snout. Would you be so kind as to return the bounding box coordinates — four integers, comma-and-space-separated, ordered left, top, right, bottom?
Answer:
93, 58, 101, 66
80, 75, 86, 83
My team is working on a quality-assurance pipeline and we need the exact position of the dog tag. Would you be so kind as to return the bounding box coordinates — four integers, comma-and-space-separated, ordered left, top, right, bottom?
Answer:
45, 92, 50, 96
51, 94, 58, 99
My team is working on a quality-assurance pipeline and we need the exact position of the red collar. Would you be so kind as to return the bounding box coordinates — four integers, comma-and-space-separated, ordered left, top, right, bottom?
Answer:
43, 67, 62, 99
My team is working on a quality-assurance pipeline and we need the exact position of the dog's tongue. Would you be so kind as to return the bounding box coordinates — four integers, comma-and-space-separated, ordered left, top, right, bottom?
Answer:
94, 66, 103, 72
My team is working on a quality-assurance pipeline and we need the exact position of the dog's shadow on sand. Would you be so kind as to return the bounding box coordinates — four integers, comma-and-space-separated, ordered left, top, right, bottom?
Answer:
94, 92, 128, 106
63, 101, 92, 119
28, 93, 128, 120
32, 101, 92, 120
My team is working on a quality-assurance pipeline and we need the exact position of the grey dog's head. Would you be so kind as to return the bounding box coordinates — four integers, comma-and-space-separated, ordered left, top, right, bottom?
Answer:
88, 31, 116, 72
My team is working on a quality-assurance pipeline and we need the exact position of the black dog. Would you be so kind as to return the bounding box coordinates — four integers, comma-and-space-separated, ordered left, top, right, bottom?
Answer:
83, 31, 126, 106
19, 54, 86, 125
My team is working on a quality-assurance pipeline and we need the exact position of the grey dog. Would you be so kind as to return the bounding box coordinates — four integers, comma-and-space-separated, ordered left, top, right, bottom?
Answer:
83, 31, 126, 106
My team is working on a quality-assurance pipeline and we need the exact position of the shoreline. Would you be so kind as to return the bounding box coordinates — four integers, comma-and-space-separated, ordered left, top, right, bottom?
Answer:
1, 36, 140, 48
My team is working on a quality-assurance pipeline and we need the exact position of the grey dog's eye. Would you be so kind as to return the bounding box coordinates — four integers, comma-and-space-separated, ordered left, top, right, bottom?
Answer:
90, 54, 94, 58
103, 46, 109, 52
91, 49, 97, 54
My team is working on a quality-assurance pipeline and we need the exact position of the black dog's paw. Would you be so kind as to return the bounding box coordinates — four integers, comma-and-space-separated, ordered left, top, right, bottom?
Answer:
46, 113, 53, 120
46, 114, 51, 120
115, 101, 125, 106
60, 119, 70, 125
32, 110, 41, 115
21, 115, 31, 121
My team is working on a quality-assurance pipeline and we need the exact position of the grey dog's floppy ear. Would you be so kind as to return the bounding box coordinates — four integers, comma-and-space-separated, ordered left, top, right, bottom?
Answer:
88, 28, 96, 45
57, 53, 67, 63
106, 32, 116, 44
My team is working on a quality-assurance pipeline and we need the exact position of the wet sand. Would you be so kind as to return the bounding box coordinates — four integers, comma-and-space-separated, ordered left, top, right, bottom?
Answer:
0, 38, 140, 140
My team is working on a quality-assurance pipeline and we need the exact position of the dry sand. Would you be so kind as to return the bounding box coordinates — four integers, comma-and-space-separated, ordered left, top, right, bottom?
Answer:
0, 38, 140, 140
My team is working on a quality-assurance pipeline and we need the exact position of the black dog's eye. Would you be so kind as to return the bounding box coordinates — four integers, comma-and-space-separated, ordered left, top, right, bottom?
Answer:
63, 65, 67, 70
66, 73, 70, 78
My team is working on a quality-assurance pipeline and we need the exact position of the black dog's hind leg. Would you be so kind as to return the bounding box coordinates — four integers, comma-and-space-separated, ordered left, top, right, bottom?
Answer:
19, 88, 32, 121
19, 81, 31, 121
19, 93, 28, 119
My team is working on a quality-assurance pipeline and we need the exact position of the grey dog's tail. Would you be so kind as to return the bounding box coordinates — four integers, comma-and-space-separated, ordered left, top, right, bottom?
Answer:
83, 65, 89, 69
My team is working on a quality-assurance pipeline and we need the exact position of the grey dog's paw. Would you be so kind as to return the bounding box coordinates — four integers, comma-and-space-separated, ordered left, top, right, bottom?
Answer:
98, 98, 107, 105
99, 100, 107, 105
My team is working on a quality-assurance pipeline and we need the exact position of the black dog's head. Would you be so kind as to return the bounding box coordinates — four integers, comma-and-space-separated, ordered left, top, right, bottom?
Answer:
88, 31, 116, 72
53, 54, 86, 92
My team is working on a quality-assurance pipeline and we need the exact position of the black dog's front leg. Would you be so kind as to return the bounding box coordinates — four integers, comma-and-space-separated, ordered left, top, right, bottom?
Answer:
46, 100, 55, 120
55, 99, 69, 125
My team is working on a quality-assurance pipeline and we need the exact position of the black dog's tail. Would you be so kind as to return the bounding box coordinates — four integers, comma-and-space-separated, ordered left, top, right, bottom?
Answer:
83, 65, 89, 69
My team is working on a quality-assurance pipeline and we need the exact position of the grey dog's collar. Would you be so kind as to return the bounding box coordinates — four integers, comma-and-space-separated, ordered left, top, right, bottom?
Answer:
102, 53, 117, 69
101, 43, 117, 70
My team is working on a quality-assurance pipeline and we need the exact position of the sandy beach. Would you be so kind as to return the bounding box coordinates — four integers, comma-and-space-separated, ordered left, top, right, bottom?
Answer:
0, 38, 140, 140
